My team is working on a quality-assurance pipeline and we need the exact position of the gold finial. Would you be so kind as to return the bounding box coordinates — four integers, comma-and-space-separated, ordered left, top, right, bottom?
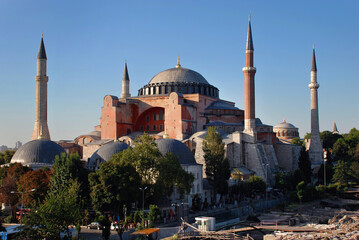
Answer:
125, 58, 127, 64
38, 125, 44, 140
176, 55, 181, 68
313, 43, 315, 49
41, 33, 43, 38
249, 13, 251, 21
283, 119, 286, 123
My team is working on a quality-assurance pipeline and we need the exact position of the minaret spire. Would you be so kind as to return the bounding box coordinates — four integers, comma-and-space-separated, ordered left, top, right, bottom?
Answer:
121, 59, 131, 98
311, 44, 317, 72
333, 122, 339, 134
32, 35, 50, 140
246, 14, 254, 51
176, 55, 182, 68
243, 14, 257, 135
37, 35, 47, 60
308, 44, 323, 167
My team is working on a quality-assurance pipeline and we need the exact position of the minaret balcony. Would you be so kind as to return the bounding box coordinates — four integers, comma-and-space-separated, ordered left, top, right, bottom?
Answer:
242, 67, 256, 72
308, 83, 319, 89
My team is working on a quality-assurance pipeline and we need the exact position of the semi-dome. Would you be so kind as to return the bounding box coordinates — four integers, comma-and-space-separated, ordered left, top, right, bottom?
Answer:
138, 62, 219, 98
155, 138, 197, 165
11, 139, 65, 169
89, 141, 129, 168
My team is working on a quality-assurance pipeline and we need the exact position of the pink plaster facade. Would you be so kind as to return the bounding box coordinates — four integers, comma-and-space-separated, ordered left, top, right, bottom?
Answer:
98, 92, 244, 141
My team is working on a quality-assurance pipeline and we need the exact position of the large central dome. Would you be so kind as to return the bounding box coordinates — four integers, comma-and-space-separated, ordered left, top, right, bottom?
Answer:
149, 67, 209, 85
138, 62, 218, 98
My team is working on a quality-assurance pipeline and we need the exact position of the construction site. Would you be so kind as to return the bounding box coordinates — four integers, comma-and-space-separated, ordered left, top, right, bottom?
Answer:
170, 197, 359, 240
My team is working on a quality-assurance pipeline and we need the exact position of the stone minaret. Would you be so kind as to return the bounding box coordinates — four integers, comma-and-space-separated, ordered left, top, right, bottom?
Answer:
308, 45, 323, 164
243, 14, 257, 133
31, 35, 50, 140
121, 60, 131, 98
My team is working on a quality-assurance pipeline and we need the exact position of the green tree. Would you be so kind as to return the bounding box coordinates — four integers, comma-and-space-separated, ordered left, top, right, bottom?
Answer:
298, 147, 312, 183
154, 152, 193, 201
320, 131, 342, 150
296, 181, 305, 204
0, 150, 16, 165
147, 204, 160, 227
118, 134, 193, 204
332, 160, 350, 186
89, 155, 141, 216
49, 152, 89, 199
332, 128, 359, 161
349, 161, 359, 181
3, 150, 15, 164
124, 134, 162, 186
333, 138, 350, 161
304, 133, 311, 140
291, 137, 304, 147
247, 175, 266, 194
203, 127, 231, 199
19, 180, 83, 240
344, 128, 359, 158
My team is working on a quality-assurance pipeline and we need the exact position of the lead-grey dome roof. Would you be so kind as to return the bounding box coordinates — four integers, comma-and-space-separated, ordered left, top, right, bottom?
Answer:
89, 141, 129, 166
138, 65, 219, 98
274, 120, 297, 129
149, 68, 209, 85
155, 138, 196, 165
11, 139, 65, 167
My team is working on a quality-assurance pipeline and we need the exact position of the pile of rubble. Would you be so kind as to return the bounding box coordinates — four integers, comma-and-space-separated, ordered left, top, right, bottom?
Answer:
263, 210, 359, 240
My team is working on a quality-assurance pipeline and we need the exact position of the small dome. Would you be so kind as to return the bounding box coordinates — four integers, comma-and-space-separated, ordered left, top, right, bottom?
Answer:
89, 141, 129, 166
11, 139, 65, 168
149, 68, 209, 85
155, 138, 196, 165
274, 120, 297, 129
87, 130, 101, 138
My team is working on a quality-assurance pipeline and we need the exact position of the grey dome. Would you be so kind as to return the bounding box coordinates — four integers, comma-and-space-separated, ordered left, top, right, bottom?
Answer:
138, 65, 219, 98
89, 141, 129, 165
274, 120, 297, 129
149, 68, 209, 85
155, 138, 196, 165
87, 130, 101, 138
11, 139, 65, 167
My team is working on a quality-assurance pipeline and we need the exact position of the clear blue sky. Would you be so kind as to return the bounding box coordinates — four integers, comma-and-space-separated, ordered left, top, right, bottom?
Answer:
0, 0, 358, 147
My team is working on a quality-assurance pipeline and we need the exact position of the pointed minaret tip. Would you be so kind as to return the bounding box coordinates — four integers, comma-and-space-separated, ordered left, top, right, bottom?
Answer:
333, 121, 339, 133
37, 35, 47, 60
176, 55, 181, 68
246, 14, 254, 51
122, 59, 129, 81
311, 44, 317, 72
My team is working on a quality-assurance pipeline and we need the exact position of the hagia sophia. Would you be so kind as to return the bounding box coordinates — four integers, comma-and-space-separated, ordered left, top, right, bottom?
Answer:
9, 16, 324, 205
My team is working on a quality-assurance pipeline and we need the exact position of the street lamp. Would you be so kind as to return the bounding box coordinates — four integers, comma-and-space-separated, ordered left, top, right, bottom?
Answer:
139, 187, 147, 226
11, 189, 36, 225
